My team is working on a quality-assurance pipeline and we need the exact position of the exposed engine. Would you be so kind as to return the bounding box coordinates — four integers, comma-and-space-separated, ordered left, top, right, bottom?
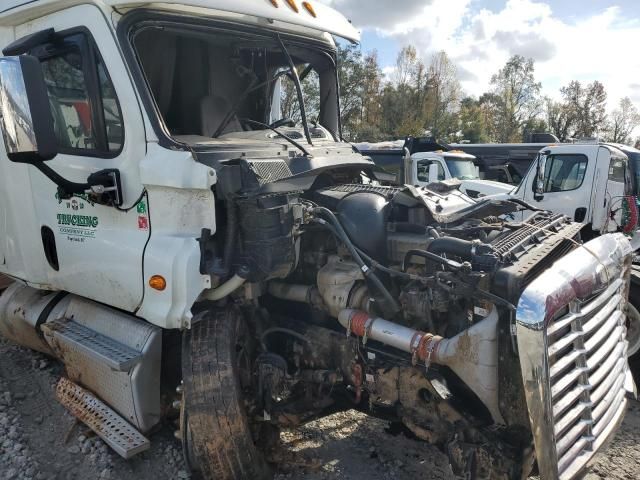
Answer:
218, 177, 584, 478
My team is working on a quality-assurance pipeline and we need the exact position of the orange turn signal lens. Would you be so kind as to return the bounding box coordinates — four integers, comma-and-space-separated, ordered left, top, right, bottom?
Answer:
285, 0, 299, 13
302, 2, 316, 17
149, 275, 167, 291
269, 0, 278, 7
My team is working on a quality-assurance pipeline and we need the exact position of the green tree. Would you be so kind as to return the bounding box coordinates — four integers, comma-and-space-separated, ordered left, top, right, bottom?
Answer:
488, 55, 542, 142
605, 97, 640, 145
336, 43, 365, 138
559, 80, 608, 138
422, 51, 461, 141
458, 97, 489, 143
545, 97, 573, 141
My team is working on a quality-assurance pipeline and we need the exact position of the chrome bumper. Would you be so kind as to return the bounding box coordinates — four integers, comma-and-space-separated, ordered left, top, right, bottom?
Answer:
516, 233, 635, 480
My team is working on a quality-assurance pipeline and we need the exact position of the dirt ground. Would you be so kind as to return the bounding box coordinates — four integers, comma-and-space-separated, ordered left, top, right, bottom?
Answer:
1, 336, 639, 480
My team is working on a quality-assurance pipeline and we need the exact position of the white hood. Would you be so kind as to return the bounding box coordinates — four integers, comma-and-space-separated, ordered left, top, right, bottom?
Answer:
459, 179, 515, 198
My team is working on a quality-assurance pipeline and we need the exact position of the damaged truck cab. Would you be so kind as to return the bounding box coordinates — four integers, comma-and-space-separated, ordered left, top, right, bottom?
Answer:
0, 1, 635, 479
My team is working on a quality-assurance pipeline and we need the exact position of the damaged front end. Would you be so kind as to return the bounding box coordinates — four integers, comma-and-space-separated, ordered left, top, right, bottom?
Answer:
199, 153, 635, 479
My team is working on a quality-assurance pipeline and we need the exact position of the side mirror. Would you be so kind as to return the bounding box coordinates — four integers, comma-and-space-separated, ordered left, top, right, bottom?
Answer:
428, 164, 440, 183
534, 153, 548, 199
0, 55, 122, 206
0, 55, 57, 163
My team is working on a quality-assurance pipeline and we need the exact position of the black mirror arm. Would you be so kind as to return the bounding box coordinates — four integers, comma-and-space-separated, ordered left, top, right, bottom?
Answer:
33, 162, 89, 195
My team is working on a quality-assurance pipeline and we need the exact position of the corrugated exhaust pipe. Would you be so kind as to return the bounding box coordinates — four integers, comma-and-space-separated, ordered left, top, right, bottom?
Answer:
338, 308, 504, 424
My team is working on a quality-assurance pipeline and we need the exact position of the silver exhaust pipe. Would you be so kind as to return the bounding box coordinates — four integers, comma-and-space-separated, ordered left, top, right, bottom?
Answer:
338, 308, 504, 424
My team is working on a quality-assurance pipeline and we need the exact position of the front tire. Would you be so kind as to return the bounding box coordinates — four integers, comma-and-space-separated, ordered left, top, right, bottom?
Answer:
182, 307, 272, 480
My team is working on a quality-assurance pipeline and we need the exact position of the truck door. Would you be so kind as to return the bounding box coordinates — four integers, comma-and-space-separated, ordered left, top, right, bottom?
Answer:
518, 147, 594, 223
12, 5, 148, 311
591, 148, 629, 232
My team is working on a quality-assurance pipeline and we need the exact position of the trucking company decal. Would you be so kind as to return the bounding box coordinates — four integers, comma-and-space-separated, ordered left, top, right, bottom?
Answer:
55, 191, 96, 206
55, 195, 99, 243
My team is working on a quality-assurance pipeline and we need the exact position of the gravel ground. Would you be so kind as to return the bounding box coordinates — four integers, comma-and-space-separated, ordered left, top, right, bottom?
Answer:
1, 336, 639, 480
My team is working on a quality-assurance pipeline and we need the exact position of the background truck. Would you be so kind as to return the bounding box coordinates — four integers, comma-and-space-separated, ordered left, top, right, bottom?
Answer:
0, 2, 635, 480
356, 138, 514, 198
497, 143, 640, 233
475, 142, 640, 357
449, 133, 561, 182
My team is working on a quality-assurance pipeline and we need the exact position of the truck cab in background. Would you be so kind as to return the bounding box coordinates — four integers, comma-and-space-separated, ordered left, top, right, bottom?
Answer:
356, 138, 514, 198
405, 150, 515, 198
449, 133, 561, 182
504, 143, 639, 236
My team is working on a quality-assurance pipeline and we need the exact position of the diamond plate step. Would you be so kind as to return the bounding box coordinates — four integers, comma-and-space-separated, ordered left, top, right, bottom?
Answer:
56, 377, 150, 459
43, 318, 141, 371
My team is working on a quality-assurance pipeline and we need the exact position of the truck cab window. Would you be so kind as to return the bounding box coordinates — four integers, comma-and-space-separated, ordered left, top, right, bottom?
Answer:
41, 51, 93, 150
416, 160, 444, 181
97, 56, 124, 151
608, 156, 627, 182
277, 67, 320, 126
444, 158, 477, 180
542, 154, 587, 192
35, 33, 124, 156
132, 25, 338, 146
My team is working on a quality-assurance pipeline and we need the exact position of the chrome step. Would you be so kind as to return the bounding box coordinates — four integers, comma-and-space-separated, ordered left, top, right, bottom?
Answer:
43, 318, 141, 371
56, 377, 150, 459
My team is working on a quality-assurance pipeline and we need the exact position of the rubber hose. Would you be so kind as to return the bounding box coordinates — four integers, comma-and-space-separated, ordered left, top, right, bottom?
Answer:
427, 237, 475, 260
402, 249, 462, 272
202, 274, 246, 301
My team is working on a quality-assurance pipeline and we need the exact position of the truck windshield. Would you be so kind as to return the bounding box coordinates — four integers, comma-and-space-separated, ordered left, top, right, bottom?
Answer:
445, 158, 478, 180
131, 22, 339, 146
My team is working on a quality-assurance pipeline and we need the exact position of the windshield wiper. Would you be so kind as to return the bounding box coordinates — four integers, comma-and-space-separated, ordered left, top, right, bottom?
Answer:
276, 34, 313, 147
212, 70, 290, 138
241, 118, 311, 157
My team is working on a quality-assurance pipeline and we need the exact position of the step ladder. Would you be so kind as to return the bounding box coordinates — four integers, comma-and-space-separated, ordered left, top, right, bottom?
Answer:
43, 318, 142, 371
56, 377, 150, 459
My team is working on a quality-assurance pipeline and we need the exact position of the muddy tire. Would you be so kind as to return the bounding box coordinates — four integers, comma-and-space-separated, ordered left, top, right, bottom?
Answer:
182, 307, 271, 480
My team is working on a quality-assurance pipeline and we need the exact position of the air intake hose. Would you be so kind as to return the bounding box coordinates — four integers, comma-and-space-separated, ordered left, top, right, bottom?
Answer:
426, 237, 476, 260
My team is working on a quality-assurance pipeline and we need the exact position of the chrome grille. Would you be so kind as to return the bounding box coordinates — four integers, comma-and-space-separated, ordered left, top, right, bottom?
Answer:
547, 278, 628, 479
516, 233, 635, 480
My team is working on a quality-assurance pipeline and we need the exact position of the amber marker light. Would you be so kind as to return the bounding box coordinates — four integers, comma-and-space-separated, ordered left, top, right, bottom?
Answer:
269, 0, 278, 7
302, 2, 317, 17
285, 0, 299, 13
149, 275, 167, 291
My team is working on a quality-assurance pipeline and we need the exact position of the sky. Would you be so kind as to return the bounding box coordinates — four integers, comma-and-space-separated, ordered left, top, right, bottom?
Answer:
319, 0, 640, 113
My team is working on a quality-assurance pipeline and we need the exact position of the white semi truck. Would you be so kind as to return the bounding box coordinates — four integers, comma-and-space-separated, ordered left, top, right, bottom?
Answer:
0, 2, 635, 480
490, 143, 640, 236
356, 141, 514, 198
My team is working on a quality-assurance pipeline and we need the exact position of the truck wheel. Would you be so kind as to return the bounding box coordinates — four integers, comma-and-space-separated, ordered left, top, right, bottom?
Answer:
181, 307, 272, 480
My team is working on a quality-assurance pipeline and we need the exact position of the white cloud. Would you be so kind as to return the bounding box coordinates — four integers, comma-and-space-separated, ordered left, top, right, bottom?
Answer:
322, 0, 640, 133
320, 0, 431, 29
